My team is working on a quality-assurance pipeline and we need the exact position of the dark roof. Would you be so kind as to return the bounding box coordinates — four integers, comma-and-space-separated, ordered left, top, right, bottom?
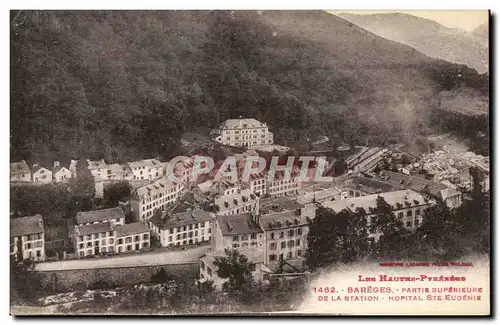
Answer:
10, 215, 44, 238
76, 222, 113, 236
10, 160, 30, 175
217, 213, 263, 236
259, 196, 305, 214
260, 210, 309, 230
76, 207, 125, 225
115, 222, 149, 237
344, 176, 397, 194
31, 165, 49, 174
150, 210, 215, 230
374, 171, 448, 198
52, 166, 64, 174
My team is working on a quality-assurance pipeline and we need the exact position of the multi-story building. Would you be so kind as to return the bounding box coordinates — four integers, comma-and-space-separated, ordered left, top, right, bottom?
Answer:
115, 223, 150, 253
31, 164, 52, 184
322, 189, 433, 239
213, 187, 259, 217
52, 161, 72, 183
107, 163, 134, 181
212, 212, 265, 250
73, 221, 150, 257
86, 159, 109, 180
267, 171, 301, 197
199, 247, 270, 291
241, 172, 268, 197
212, 118, 274, 148
297, 186, 347, 205
10, 215, 45, 261
10, 160, 31, 183
130, 177, 186, 221
75, 207, 126, 226
128, 158, 164, 181
149, 210, 215, 247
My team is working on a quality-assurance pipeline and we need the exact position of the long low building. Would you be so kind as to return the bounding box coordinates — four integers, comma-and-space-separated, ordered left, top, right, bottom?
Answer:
322, 189, 433, 237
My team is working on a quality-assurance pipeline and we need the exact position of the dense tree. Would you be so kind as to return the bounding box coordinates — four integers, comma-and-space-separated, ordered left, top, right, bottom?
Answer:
103, 180, 131, 207
306, 206, 371, 269
10, 256, 44, 304
213, 248, 255, 291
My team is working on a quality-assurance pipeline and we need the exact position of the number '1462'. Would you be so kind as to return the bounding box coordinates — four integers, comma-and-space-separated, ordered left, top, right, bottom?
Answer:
313, 287, 336, 293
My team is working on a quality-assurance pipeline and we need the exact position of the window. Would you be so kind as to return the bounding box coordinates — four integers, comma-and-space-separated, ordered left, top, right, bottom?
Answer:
201, 223, 205, 228
143, 234, 149, 240
189, 224, 193, 230
87, 242, 92, 248
79, 236, 83, 242
287, 251, 293, 259
126, 237, 132, 244
170, 228, 175, 234
406, 221, 412, 227
269, 254, 277, 262
280, 232, 284, 239
349, 190, 354, 196
270, 232, 275, 240
281, 241, 286, 249
296, 238, 301, 246
250, 233, 256, 240
183, 233, 187, 239
249, 263, 256, 272
288, 230, 294, 237
177, 234, 181, 240
86, 235, 92, 241
127, 245, 132, 251
288, 240, 294, 248
297, 250, 302, 257
297, 228, 303, 235
415, 219, 421, 226
118, 238, 123, 245
416, 209, 421, 216
398, 212, 404, 218
79, 243, 84, 249
189, 232, 193, 238
183, 226, 187, 232
79, 251, 85, 257
108, 231, 113, 237
109, 238, 114, 244
233, 244, 239, 248
101, 239, 106, 245
177, 227, 181, 232
233, 235, 239, 241
242, 235, 248, 241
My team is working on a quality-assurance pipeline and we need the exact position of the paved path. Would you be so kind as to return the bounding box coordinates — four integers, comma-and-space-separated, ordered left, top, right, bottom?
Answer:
36, 245, 211, 271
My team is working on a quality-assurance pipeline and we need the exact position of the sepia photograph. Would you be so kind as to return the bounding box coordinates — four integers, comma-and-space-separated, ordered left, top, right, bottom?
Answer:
9, 8, 490, 316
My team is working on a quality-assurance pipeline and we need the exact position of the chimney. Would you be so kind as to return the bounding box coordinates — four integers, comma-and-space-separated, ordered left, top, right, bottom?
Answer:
37, 215, 43, 228
33, 163, 39, 168
227, 221, 234, 232
54, 161, 60, 168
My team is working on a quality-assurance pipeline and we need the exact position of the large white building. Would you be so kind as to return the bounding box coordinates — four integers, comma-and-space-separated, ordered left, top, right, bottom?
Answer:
128, 158, 164, 181
149, 210, 215, 247
10, 215, 45, 261
212, 118, 274, 148
31, 165, 52, 184
52, 161, 72, 183
75, 207, 126, 226
130, 177, 186, 221
267, 171, 301, 198
322, 189, 433, 238
212, 212, 265, 250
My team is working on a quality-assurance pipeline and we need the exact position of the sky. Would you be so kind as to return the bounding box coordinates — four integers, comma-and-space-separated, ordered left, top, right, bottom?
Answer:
328, 10, 489, 31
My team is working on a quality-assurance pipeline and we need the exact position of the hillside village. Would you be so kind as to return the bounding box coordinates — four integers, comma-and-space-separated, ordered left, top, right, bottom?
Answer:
10, 117, 490, 294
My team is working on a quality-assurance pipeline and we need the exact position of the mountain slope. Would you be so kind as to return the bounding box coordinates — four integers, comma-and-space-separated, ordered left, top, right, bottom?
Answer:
337, 12, 488, 74
10, 10, 488, 164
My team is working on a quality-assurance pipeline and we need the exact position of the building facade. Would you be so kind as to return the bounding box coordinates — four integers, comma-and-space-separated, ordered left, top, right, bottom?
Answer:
212, 212, 265, 251
86, 159, 109, 180
213, 188, 259, 217
52, 161, 72, 183
149, 210, 215, 247
10, 215, 45, 261
32, 165, 52, 184
212, 118, 274, 148
75, 207, 126, 226
130, 177, 186, 221
128, 158, 164, 181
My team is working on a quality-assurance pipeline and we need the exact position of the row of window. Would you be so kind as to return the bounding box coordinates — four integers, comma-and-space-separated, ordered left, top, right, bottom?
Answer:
232, 233, 257, 241
232, 242, 258, 248
223, 129, 268, 135
167, 237, 209, 247
82, 218, 122, 226
269, 249, 303, 261
270, 227, 303, 240
269, 238, 301, 250
167, 222, 207, 234
78, 231, 115, 242
14, 233, 43, 242
24, 241, 43, 250
168, 229, 210, 241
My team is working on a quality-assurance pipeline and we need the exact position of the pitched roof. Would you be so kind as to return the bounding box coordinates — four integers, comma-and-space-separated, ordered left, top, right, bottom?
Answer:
86, 159, 107, 170
217, 213, 263, 236
76, 207, 125, 225
134, 177, 180, 199
214, 188, 257, 211
52, 166, 71, 175
322, 189, 428, 215
128, 158, 162, 169
115, 222, 149, 237
220, 118, 268, 129
76, 221, 113, 236
259, 196, 305, 214
150, 210, 215, 230
374, 171, 451, 199
344, 176, 398, 194
10, 215, 44, 238
259, 210, 309, 230
10, 160, 30, 175
31, 165, 50, 174
297, 187, 342, 204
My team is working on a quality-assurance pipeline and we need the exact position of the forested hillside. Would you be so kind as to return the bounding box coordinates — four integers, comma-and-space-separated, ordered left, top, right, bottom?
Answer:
11, 11, 489, 165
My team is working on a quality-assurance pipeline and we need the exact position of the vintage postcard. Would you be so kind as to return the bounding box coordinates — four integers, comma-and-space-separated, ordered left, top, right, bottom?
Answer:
10, 10, 490, 316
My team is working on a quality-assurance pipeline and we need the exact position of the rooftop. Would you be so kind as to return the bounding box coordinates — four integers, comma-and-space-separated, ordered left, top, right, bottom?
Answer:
259, 210, 309, 230
150, 210, 215, 230
259, 196, 305, 214
10, 160, 30, 175
31, 165, 49, 174
76, 221, 113, 236
220, 118, 268, 130
373, 171, 452, 198
86, 159, 107, 170
134, 177, 180, 199
214, 188, 257, 211
11, 215, 44, 238
128, 158, 162, 169
115, 222, 150, 237
297, 187, 342, 204
217, 213, 263, 236
76, 207, 125, 225
344, 176, 398, 194
322, 189, 428, 215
